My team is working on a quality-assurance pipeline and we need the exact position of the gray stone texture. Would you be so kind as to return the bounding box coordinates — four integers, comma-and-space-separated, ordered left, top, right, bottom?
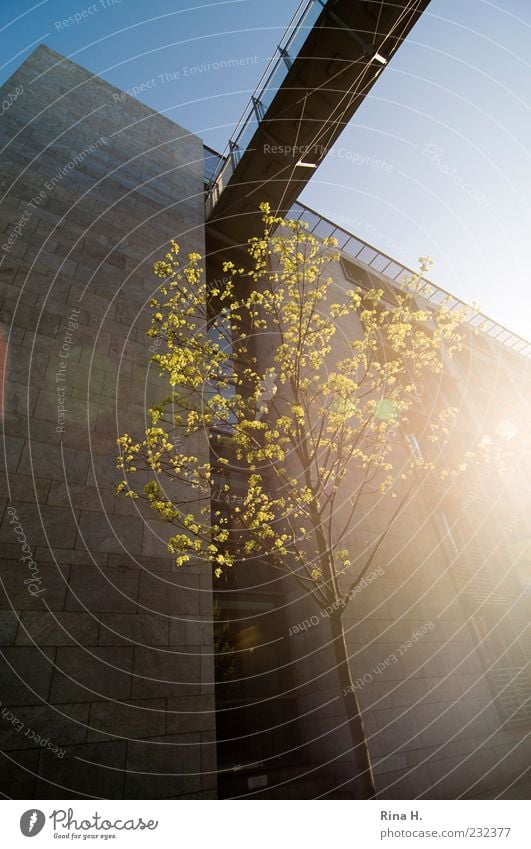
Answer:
0, 45, 215, 799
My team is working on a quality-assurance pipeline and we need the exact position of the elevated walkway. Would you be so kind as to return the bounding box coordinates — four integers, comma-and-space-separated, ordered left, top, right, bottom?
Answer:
206, 0, 431, 254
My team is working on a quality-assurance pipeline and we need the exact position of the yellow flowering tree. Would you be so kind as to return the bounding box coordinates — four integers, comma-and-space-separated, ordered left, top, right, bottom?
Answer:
117, 205, 470, 798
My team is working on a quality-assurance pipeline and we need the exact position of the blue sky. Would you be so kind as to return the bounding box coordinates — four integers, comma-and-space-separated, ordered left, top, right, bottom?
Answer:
1, 0, 530, 340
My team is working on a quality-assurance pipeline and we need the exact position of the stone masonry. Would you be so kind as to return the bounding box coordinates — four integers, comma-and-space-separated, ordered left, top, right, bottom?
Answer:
0, 45, 215, 799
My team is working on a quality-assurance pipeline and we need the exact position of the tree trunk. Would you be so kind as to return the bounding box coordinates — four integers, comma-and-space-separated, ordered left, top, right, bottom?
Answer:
329, 611, 376, 798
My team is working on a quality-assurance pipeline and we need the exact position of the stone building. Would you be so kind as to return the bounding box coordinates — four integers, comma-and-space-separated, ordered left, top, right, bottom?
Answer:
0, 0, 529, 800
0, 44, 215, 799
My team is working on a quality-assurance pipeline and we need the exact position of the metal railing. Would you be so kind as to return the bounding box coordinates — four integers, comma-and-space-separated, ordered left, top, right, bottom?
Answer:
204, 145, 225, 187
489, 666, 531, 725
205, 0, 324, 214
289, 201, 531, 359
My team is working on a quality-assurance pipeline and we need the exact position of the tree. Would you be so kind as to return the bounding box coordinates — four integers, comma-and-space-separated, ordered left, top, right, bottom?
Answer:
117, 204, 470, 798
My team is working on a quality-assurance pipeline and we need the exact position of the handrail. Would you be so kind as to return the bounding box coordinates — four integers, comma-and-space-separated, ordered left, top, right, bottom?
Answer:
205, 0, 323, 212
290, 201, 531, 359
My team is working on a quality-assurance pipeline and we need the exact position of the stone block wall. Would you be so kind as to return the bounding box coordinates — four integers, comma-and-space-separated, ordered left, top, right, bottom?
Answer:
0, 45, 215, 799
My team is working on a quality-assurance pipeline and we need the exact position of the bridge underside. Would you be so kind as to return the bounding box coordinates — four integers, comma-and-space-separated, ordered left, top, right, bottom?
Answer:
206, 0, 430, 264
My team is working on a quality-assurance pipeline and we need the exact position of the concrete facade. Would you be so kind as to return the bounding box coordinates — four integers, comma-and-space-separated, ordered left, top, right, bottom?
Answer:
270, 252, 531, 800
0, 45, 215, 799
212, 240, 530, 800
329, 252, 531, 799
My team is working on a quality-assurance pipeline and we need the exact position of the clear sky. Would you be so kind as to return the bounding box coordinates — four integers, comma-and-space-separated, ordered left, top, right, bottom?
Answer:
1, 0, 530, 340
